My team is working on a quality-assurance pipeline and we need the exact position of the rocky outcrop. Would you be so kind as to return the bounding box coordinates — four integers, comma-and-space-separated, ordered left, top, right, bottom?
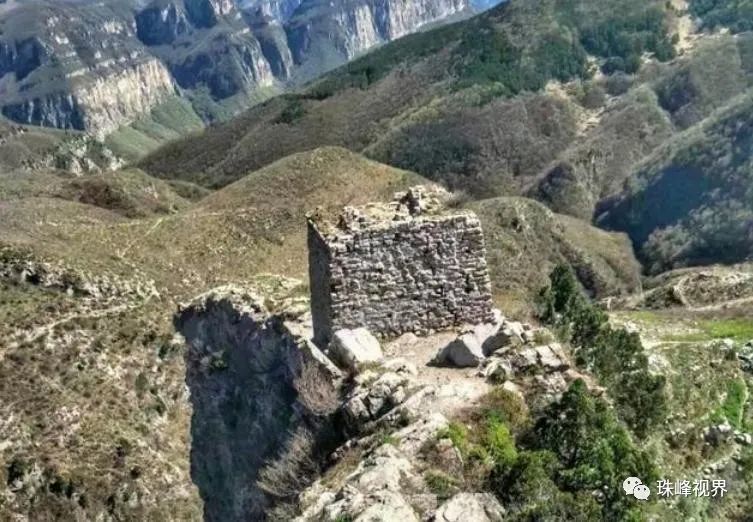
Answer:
0, 247, 158, 302
380, 0, 467, 39
0, 37, 46, 81
241, 0, 304, 23
175, 284, 341, 521
252, 19, 296, 78
1, 48, 175, 138
169, 31, 276, 98
435, 493, 506, 522
73, 59, 176, 138
288, 0, 469, 63
1, 93, 86, 133
184, 0, 234, 28
609, 263, 753, 311
135, 1, 192, 45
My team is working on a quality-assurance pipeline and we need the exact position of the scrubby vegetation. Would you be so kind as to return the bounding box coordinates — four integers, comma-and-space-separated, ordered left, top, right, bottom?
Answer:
437, 382, 658, 520
599, 92, 753, 273
537, 265, 667, 437
690, 0, 753, 33
470, 197, 642, 317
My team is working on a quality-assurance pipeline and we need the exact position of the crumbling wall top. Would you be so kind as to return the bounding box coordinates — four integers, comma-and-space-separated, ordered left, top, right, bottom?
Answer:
307, 185, 455, 239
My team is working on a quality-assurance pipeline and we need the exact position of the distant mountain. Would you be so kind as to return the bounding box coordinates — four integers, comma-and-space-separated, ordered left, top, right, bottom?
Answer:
0, 0, 470, 157
138, 0, 677, 190
137, 0, 753, 272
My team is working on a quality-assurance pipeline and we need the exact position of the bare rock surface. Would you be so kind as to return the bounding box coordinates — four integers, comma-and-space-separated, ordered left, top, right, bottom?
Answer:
435, 493, 506, 522
330, 327, 384, 369
432, 332, 485, 367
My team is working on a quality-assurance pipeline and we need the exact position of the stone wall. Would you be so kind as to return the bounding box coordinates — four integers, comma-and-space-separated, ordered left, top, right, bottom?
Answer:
308, 187, 495, 345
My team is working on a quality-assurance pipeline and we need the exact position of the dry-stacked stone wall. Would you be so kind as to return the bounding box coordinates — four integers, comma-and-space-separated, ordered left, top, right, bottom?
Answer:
308, 187, 495, 345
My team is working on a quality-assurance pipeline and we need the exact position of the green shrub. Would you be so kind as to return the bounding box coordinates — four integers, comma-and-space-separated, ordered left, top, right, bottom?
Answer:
690, 0, 753, 33
485, 420, 517, 470
424, 470, 459, 500
538, 264, 667, 437
711, 378, 748, 429
438, 422, 470, 455
274, 98, 306, 124
489, 381, 656, 520
478, 387, 530, 432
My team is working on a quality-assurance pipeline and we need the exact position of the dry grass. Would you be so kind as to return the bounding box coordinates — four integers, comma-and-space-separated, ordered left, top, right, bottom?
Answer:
257, 428, 320, 500
0, 148, 426, 300
294, 361, 341, 416
471, 196, 641, 315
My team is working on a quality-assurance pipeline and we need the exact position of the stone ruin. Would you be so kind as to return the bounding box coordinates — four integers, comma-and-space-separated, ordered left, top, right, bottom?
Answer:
307, 185, 495, 345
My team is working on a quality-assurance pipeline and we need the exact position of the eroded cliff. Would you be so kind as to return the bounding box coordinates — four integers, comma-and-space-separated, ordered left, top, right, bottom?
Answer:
175, 285, 341, 520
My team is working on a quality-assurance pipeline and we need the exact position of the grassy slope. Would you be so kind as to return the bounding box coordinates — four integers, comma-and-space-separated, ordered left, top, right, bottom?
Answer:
471, 197, 641, 316
0, 147, 426, 296
0, 167, 192, 217
4, 145, 642, 313
104, 97, 206, 162
0, 281, 201, 520
138, 0, 675, 196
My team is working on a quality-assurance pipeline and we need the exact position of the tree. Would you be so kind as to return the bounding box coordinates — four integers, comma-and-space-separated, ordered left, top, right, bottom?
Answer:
537, 265, 667, 438
536, 380, 658, 519
492, 381, 658, 520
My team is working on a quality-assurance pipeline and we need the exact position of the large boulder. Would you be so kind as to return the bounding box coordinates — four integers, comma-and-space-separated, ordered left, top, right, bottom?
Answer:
434, 493, 505, 522
535, 344, 569, 371
433, 333, 485, 367
482, 321, 526, 355
299, 444, 422, 522
330, 328, 383, 370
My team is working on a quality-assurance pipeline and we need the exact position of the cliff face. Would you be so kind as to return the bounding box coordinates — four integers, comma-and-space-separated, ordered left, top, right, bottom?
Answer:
0, 0, 469, 139
287, 0, 469, 66
2, 58, 175, 139
175, 285, 341, 521
380, 0, 467, 39
77, 59, 175, 138
242, 0, 304, 22
135, 2, 192, 45
0, 3, 176, 138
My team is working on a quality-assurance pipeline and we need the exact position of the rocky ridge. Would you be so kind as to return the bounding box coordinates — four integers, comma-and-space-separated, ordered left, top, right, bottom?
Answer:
173, 274, 594, 520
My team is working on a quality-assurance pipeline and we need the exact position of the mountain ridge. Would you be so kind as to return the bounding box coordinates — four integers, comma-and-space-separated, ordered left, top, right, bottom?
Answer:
0, 0, 474, 158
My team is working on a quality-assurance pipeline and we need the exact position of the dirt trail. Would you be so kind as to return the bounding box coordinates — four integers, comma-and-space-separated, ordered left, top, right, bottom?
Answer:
385, 332, 492, 418
2, 296, 152, 362
670, 0, 699, 54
